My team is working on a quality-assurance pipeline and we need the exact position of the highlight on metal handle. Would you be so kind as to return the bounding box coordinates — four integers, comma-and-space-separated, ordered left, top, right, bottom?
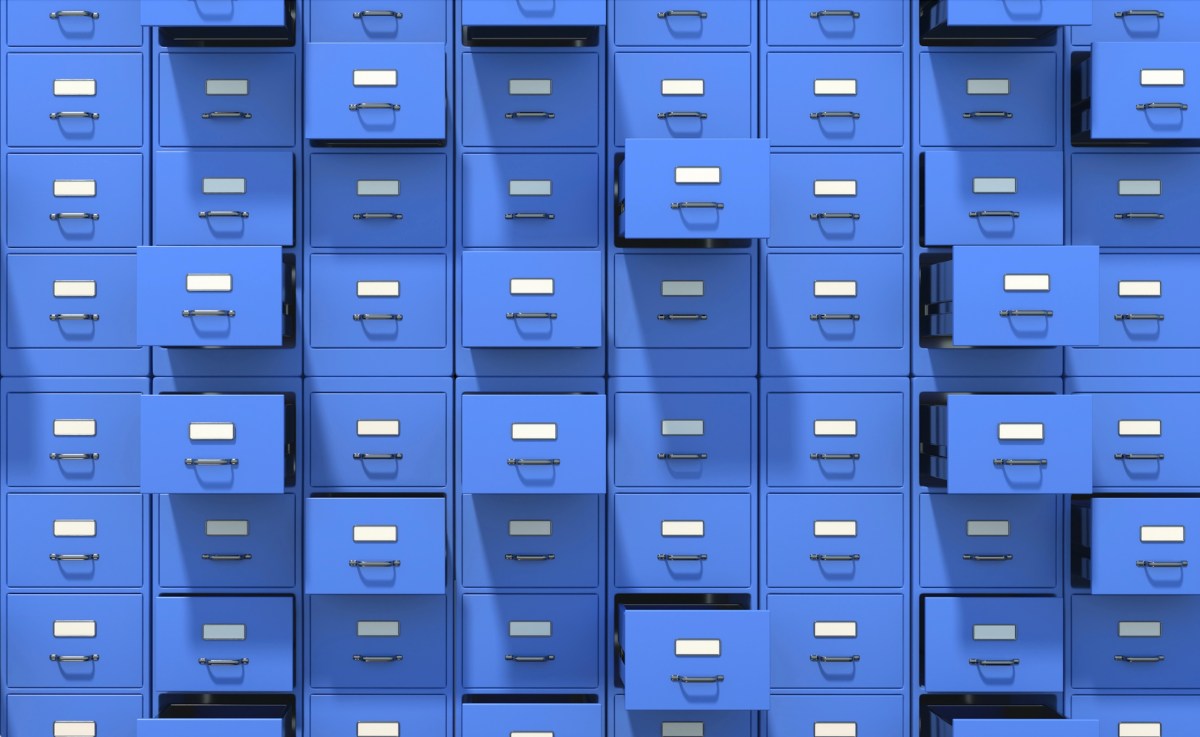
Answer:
1136, 560, 1188, 568
353, 313, 403, 321
199, 658, 249, 666
1114, 212, 1165, 219
670, 674, 724, 682
505, 553, 556, 561
658, 313, 708, 321
993, 458, 1048, 467
963, 554, 1014, 562
809, 313, 861, 321
50, 653, 99, 662
810, 655, 860, 663
354, 9, 403, 18
506, 312, 558, 319
49, 313, 100, 321
1137, 102, 1188, 111
969, 658, 1020, 667
999, 310, 1054, 318
671, 201, 724, 210
970, 210, 1020, 218
49, 212, 100, 221
507, 654, 556, 662
1115, 453, 1165, 461
50, 553, 100, 561
810, 111, 860, 119
505, 212, 556, 220
202, 111, 252, 119
810, 453, 861, 461
1115, 9, 1165, 17
963, 111, 1014, 119
657, 553, 709, 561
201, 553, 253, 561
811, 9, 861, 18
198, 210, 248, 219
657, 453, 708, 460
353, 453, 403, 460
350, 102, 401, 111
658, 10, 708, 18
507, 458, 561, 466
182, 309, 236, 318
810, 553, 861, 562
353, 654, 403, 662
50, 10, 101, 19
1115, 314, 1166, 322
349, 559, 402, 568
810, 212, 861, 220
1114, 655, 1166, 663
185, 458, 239, 467
353, 212, 404, 220
49, 452, 100, 461
658, 111, 709, 119
49, 111, 99, 120
506, 111, 556, 119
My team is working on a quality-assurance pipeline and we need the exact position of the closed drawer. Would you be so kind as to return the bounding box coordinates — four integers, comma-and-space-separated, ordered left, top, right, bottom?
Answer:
153, 596, 292, 692
309, 391, 448, 489
619, 138, 769, 240
618, 607, 768, 711
615, 494, 751, 589
920, 52, 1057, 147
766, 52, 904, 146
304, 496, 445, 595
1089, 43, 1200, 141
158, 494, 295, 588
766, 0, 904, 46
158, 53, 295, 147
141, 0, 286, 26
615, 0, 751, 46
1090, 393, 1200, 489
461, 393, 605, 494
8, 694, 143, 737
769, 593, 904, 689
7, 493, 143, 588
614, 52, 752, 142
308, 153, 447, 248
138, 704, 290, 737
6, 390, 141, 488
6, 52, 142, 147
922, 151, 1064, 246
462, 593, 599, 689
765, 390, 905, 488
462, 153, 599, 248
309, 254, 447, 349
462, 0, 604, 25
1098, 254, 1200, 347
1076, 1, 1200, 43
613, 253, 752, 350
1072, 154, 1200, 248
461, 494, 600, 589
308, 595, 446, 689
1090, 498, 1200, 595
305, 43, 445, 142
7, 1, 143, 46
136, 246, 284, 348
768, 153, 905, 248
462, 250, 602, 349
937, 0, 1092, 25
1073, 696, 1200, 737
768, 493, 903, 588
924, 596, 1063, 693
153, 151, 293, 246
463, 52, 599, 147
919, 494, 1059, 589
6, 153, 143, 247
929, 706, 1097, 737
308, 696, 444, 737
768, 695, 903, 737
614, 390, 752, 489
140, 394, 284, 494
1071, 595, 1200, 689
614, 696, 752, 737
308, 0, 446, 42
6, 254, 138, 349
6, 593, 143, 688
463, 702, 602, 737
765, 254, 905, 350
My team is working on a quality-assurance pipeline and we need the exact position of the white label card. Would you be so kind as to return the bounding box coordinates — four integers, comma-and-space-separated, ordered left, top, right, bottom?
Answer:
511, 278, 555, 295
662, 724, 704, 737
1119, 180, 1162, 196
510, 78, 552, 95
967, 78, 1010, 95
358, 281, 400, 298
814, 420, 857, 437
661, 79, 705, 96
998, 422, 1044, 441
354, 69, 397, 87
967, 520, 1010, 537
662, 280, 705, 297
354, 525, 398, 543
189, 422, 234, 441
358, 420, 400, 437
661, 520, 705, 537
813, 281, 858, 297
203, 623, 246, 641
1119, 621, 1162, 638
813, 180, 858, 197
202, 178, 246, 195
54, 79, 95, 96
509, 520, 552, 537
357, 180, 400, 197
1141, 526, 1184, 543
813, 621, 858, 638
1141, 69, 1185, 86
54, 620, 96, 638
54, 519, 97, 537
54, 180, 96, 197
54, 281, 97, 298
186, 274, 233, 293
509, 180, 552, 196
814, 724, 858, 737
512, 423, 557, 441
675, 167, 721, 185
1118, 281, 1162, 298
1119, 724, 1162, 737
814, 520, 858, 537
973, 177, 1017, 194
512, 732, 554, 737
973, 624, 1017, 641
54, 419, 96, 437
1119, 420, 1162, 437
54, 722, 97, 737
662, 420, 704, 436
206, 79, 249, 96
1003, 274, 1051, 292
813, 79, 857, 96
358, 723, 400, 737
206, 520, 249, 537
358, 620, 400, 637
675, 639, 720, 656
510, 621, 552, 637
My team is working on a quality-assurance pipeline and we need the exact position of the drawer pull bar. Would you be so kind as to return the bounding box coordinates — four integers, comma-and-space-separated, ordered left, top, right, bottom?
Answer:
810, 212, 861, 220
182, 309, 236, 318
809, 313, 861, 321
199, 658, 248, 666
353, 313, 403, 321
507, 458, 561, 466
505, 553, 556, 561
810, 453, 860, 461
198, 210, 249, 219
49, 313, 100, 321
671, 674, 724, 682
202, 111, 252, 119
993, 458, 1047, 467
506, 212, 556, 220
350, 102, 401, 111
50, 553, 100, 561
1115, 9, 1165, 17
507, 312, 558, 319
353, 654, 403, 662
999, 310, 1053, 318
970, 210, 1020, 218
969, 658, 1019, 667
201, 553, 253, 561
810, 553, 861, 562
49, 212, 100, 221
50, 10, 101, 19
1114, 654, 1167, 663
658, 453, 708, 460
50, 452, 100, 461
353, 453, 403, 460
1137, 102, 1188, 111
810, 111, 860, 119
349, 559, 401, 567
1114, 212, 1165, 219
658, 553, 708, 561
658, 111, 709, 119
810, 655, 860, 663
963, 111, 1014, 119
354, 10, 403, 18
353, 212, 404, 220
658, 10, 708, 18
658, 313, 708, 321
1114, 313, 1165, 321
50, 653, 99, 662
1136, 560, 1188, 568
49, 111, 99, 120
1115, 453, 1166, 461
185, 458, 239, 467
963, 554, 1014, 562
671, 201, 724, 210
506, 111, 556, 119
507, 654, 556, 662
811, 9, 861, 18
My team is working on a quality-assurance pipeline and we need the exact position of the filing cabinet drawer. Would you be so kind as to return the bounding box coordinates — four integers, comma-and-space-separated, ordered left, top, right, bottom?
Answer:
308, 695, 444, 737
7, 593, 143, 688
923, 596, 1063, 693
613, 390, 752, 488
920, 52, 1057, 147
7, 694, 143, 737
767, 493, 903, 588
7, 1, 143, 46
766, 0, 904, 46
615, 494, 751, 589
619, 138, 769, 240
463, 52, 599, 147
614, 52, 752, 141
614, 0, 752, 46
919, 494, 1058, 589
153, 596, 292, 692
1098, 255, 1200, 347
309, 595, 446, 689
309, 254, 447, 349
136, 246, 284, 347
305, 43, 445, 142
768, 695, 903, 737
304, 496, 446, 595
768, 153, 905, 248
922, 151, 1064, 245
1072, 155, 1200, 248
6, 52, 142, 147
7, 493, 143, 588
6, 391, 141, 488
308, 0, 446, 42
463, 702, 602, 737
1090, 393, 1200, 489
6, 154, 143, 247
158, 53, 295, 147
929, 707, 1097, 737
461, 494, 600, 589
1090, 498, 1200, 595
619, 607, 768, 711
461, 393, 605, 494
308, 153, 447, 248
141, 0, 286, 26
1073, 696, 1200, 737
462, 251, 602, 349
1088, 43, 1200, 141
158, 494, 295, 588
936, 0, 1092, 25
941, 394, 1093, 495
462, 593, 599, 689
309, 391, 448, 489
462, 153, 599, 248
769, 594, 904, 689
614, 253, 752, 350
7, 254, 138, 349
614, 696, 752, 737
153, 151, 293, 246
766, 52, 904, 146
138, 704, 290, 737
1072, 595, 1200, 689
765, 390, 905, 488
765, 254, 905, 350
1076, 1, 1200, 43
140, 394, 284, 494
462, 0, 605, 25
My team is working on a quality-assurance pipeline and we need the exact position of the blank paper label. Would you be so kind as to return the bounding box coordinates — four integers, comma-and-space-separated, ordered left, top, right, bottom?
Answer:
510, 621, 552, 637
1141, 69, 1185, 86
354, 69, 397, 87
186, 274, 233, 292
357, 723, 400, 737
206, 520, 249, 537
967, 520, 1010, 537
54, 722, 97, 737
675, 639, 720, 656
202, 178, 246, 195
1119, 621, 1162, 638
973, 624, 1017, 641
813, 180, 858, 197
967, 78, 1010, 95
814, 420, 857, 437
54, 620, 96, 638
662, 420, 704, 436
813, 79, 857, 96
358, 281, 400, 297
512, 423, 557, 441
509, 520, 553, 536
1119, 180, 1162, 196
358, 420, 400, 437
509, 180, 552, 196
54, 519, 97, 537
814, 724, 858, 737
814, 520, 858, 537
206, 79, 249, 96
1003, 274, 1050, 292
54, 419, 96, 437
662, 280, 705, 297
511, 278, 555, 295
661, 520, 705, 537
662, 724, 704, 737
661, 79, 705, 96
973, 177, 1017, 194
813, 621, 857, 638
190, 422, 235, 441
1119, 420, 1162, 437
357, 620, 400, 637
54, 281, 97, 298
1119, 725, 1161, 737
1141, 526, 1184, 543
998, 422, 1044, 441
54, 180, 96, 197
354, 525, 398, 543
509, 79, 552, 96
203, 624, 246, 641
54, 79, 95, 96
357, 180, 400, 197
675, 167, 721, 184
512, 733, 554, 737
1118, 281, 1162, 298
813, 281, 858, 297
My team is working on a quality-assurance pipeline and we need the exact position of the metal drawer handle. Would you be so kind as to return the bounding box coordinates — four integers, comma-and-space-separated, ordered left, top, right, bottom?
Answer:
1137, 102, 1188, 111
506, 212, 556, 220
349, 559, 401, 568
50, 653, 99, 662
993, 458, 1047, 467
185, 458, 239, 467
198, 210, 248, 219
353, 654, 403, 662
963, 111, 1014, 119
658, 10, 708, 18
182, 309, 236, 318
970, 658, 1019, 666
970, 210, 1020, 218
505, 553, 556, 561
1115, 9, 1165, 17
49, 212, 100, 221
963, 554, 1014, 562
999, 310, 1054, 318
202, 111, 252, 119
671, 201, 724, 210
1114, 212, 1165, 219
809, 313, 861, 321
657, 453, 708, 460
507, 312, 558, 320
507, 458, 561, 466
50, 10, 101, 19
810, 453, 861, 461
199, 658, 248, 666
671, 674, 724, 682
507, 654, 555, 662
354, 9, 403, 18
353, 313, 403, 321
353, 212, 404, 220
50, 452, 100, 461
49, 313, 100, 321
810, 553, 861, 562
1115, 453, 1165, 461
49, 111, 99, 120
811, 9, 861, 18
658, 314, 708, 321
50, 553, 100, 561
1136, 560, 1188, 568
658, 111, 708, 119
810, 655, 860, 663
1114, 313, 1166, 321
658, 553, 708, 561
201, 553, 253, 561
506, 111, 556, 119
810, 111, 860, 119
1115, 654, 1166, 663
350, 102, 401, 111
810, 212, 861, 220
353, 453, 403, 460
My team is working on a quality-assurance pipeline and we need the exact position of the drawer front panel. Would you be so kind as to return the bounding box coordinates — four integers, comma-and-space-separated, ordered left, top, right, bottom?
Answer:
1072, 696, 1200, 736
614, 0, 753, 46
766, 52, 905, 146
7, 0, 143, 46
7, 493, 143, 588
7, 694, 143, 737
309, 254, 447, 349
308, 695, 446, 737
6, 52, 143, 147
1091, 498, 1200, 595
464, 52, 600, 147
614, 253, 752, 349
7, 391, 141, 488
1072, 595, 1200, 689
768, 493, 904, 588
923, 151, 1064, 245
158, 52, 295, 147
766, 0, 904, 46
462, 153, 600, 248
462, 703, 602, 737
1090, 43, 1200, 141
615, 493, 752, 589
769, 593, 905, 688
158, 494, 295, 588
6, 153, 143, 247
308, 0, 446, 42
920, 52, 1058, 147
1075, 1, 1200, 43
6, 254, 137, 349
614, 696, 752, 737
461, 494, 600, 589
614, 52, 752, 141
1073, 154, 1200, 247
1098, 254, 1200, 348
7, 593, 143, 688
769, 153, 905, 248
309, 595, 446, 689
462, 594, 599, 689
1091, 393, 1200, 489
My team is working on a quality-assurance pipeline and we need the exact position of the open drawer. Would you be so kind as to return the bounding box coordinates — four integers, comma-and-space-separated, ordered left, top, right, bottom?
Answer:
929, 705, 1096, 737
138, 704, 290, 737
